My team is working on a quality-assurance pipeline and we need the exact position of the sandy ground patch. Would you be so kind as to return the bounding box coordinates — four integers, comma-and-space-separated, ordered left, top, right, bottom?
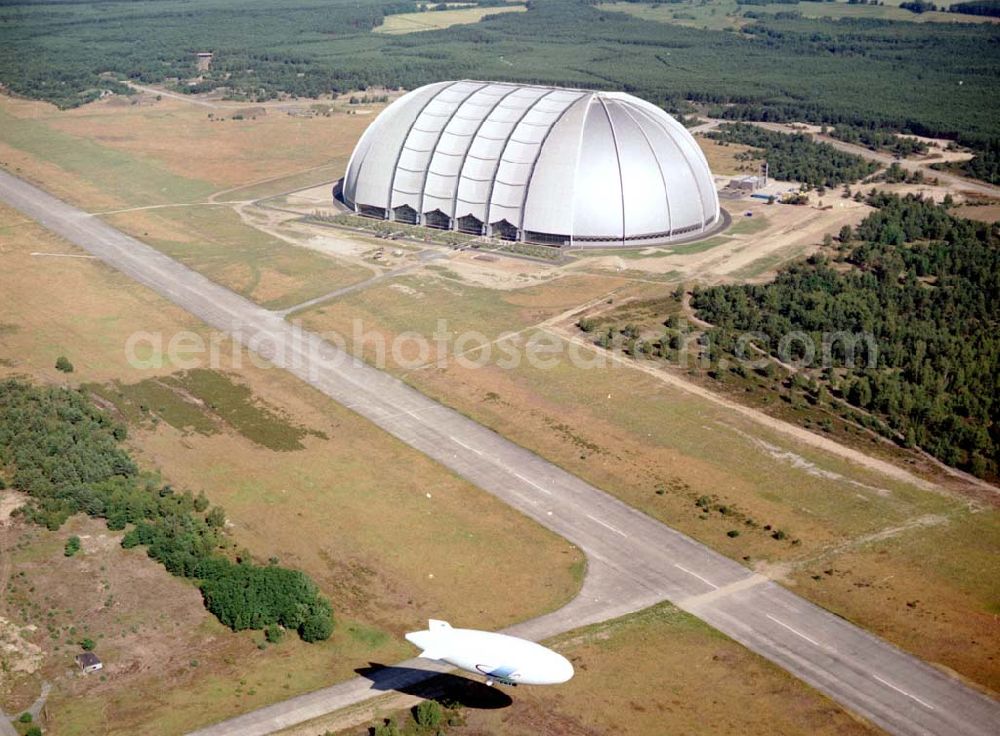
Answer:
443, 251, 555, 289
569, 195, 869, 282
954, 203, 1000, 222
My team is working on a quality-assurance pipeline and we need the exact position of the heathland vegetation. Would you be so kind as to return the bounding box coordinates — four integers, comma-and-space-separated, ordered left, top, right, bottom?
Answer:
0, 379, 334, 641
691, 194, 999, 480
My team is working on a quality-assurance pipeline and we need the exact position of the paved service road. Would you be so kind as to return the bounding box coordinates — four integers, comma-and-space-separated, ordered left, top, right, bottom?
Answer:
1, 169, 996, 736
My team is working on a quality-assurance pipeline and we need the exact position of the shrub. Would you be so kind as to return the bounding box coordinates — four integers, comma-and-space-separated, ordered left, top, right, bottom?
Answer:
726, 529, 740, 538
26, 728, 42, 736
299, 606, 334, 643
80, 637, 95, 651
18, 712, 32, 723
414, 699, 443, 728
64, 535, 81, 557
55, 356, 74, 373
373, 718, 401, 736
265, 624, 284, 644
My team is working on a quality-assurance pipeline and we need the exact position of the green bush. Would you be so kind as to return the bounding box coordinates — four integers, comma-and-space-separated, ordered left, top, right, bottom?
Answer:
415, 700, 443, 729
64, 535, 81, 557
80, 637, 95, 651
18, 712, 32, 724
55, 356, 74, 373
265, 624, 284, 644
373, 718, 401, 736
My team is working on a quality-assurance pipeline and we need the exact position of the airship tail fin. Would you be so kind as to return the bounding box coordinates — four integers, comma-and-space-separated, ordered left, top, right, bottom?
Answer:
405, 620, 452, 660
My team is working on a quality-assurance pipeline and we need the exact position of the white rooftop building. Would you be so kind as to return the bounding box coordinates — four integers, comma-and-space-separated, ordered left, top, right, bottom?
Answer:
343, 81, 720, 247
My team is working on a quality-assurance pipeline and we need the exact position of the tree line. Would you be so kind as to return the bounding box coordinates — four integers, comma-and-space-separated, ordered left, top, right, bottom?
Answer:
829, 124, 929, 157
0, 379, 333, 642
707, 123, 879, 187
949, 0, 1000, 16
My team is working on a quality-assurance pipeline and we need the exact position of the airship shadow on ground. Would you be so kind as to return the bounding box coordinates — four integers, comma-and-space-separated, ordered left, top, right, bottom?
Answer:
355, 663, 513, 709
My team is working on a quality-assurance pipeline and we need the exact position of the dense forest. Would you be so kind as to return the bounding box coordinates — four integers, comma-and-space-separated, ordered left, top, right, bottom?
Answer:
707, 123, 879, 186
1, 0, 997, 152
691, 194, 999, 480
0, 380, 333, 641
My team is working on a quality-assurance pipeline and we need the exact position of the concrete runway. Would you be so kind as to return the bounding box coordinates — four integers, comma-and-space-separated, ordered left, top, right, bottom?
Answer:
1, 169, 996, 736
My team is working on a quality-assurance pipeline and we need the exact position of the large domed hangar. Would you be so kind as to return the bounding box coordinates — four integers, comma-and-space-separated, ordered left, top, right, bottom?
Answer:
342, 81, 721, 248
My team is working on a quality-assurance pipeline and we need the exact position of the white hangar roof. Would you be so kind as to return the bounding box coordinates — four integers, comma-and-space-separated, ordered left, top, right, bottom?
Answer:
343, 80, 720, 246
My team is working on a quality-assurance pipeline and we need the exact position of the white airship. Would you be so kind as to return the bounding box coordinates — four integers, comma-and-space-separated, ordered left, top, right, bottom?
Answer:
405, 620, 574, 687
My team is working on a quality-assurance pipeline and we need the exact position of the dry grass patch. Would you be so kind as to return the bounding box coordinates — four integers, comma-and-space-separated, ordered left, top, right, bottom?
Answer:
0, 514, 409, 736
297, 270, 1000, 690
0, 204, 582, 734
104, 205, 372, 309
299, 272, 624, 359
337, 603, 878, 736
696, 136, 759, 177
1, 93, 370, 199
475, 603, 879, 735
374, 5, 525, 34
953, 203, 1000, 223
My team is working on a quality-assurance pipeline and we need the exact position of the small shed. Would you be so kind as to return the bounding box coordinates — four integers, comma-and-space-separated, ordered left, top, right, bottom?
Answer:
75, 652, 103, 674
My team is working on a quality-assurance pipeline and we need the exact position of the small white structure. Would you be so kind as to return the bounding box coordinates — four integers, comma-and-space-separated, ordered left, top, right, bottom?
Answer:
406, 619, 573, 686
75, 652, 103, 674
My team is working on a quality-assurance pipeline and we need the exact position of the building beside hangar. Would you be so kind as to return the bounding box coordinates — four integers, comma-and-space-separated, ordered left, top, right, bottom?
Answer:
342, 81, 720, 248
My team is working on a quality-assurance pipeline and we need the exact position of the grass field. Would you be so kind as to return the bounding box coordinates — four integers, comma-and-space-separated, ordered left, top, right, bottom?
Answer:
0, 205, 582, 734
727, 214, 771, 236
753, 0, 1000, 23
0, 104, 213, 210
344, 603, 879, 736
105, 205, 372, 310
696, 136, 759, 177
300, 272, 624, 353
374, 5, 526, 34
0, 92, 378, 310
599, 0, 998, 28
297, 270, 1000, 692
0, 93, 369, 209
597, 0, 745, 31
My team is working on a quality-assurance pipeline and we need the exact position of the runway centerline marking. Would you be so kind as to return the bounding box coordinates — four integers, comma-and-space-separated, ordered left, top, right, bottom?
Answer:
30, 252, 97, 259
451, 437, 483, 456
514, 472, 552, 495
872, 675, 936, 710
674, 564, 718, 589
586, 514, 627, 537
766, 614, 822, 648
